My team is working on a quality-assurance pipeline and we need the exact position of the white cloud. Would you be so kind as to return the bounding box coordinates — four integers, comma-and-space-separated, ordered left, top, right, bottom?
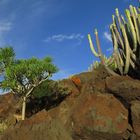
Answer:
0, 21, 12, 46
44, 33, 84, 43
103, 31, 112, 42
0, 21, 12, 32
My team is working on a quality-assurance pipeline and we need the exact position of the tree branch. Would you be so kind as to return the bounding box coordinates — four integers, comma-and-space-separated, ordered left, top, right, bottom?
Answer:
25, 74, 51, 98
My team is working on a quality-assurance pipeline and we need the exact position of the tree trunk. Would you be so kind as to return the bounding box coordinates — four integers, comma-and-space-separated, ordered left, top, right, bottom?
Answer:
22, 96, 26, 120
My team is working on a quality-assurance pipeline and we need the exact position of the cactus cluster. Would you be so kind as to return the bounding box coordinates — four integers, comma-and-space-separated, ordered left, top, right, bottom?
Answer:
88, 29, 118, 76
88, 5, 140, 77
88, 55, 117, 71
88, 60, 100, 71
110, 5, 140, 75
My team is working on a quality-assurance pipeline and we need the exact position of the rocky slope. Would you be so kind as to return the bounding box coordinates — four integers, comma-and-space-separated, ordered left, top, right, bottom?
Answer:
0, 66, 140, 140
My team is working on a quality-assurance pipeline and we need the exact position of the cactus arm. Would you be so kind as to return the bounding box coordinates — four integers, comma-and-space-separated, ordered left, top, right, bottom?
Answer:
121, 50, 135, 69
104, 65, 120, 76
115, 8, 122, 28
130, 59, 135, 69
121, 15, 126, 24
118, 52, 124, 67
125, 9, 137, 52
94, 29, 105, 65
112, 29, 123, 75
130, 5, 140, 45
111, 24, 125, 50
133, 7, 139, 20
121, 25, 131, 74
107, 56, 115, 66
88, 34, 100, 57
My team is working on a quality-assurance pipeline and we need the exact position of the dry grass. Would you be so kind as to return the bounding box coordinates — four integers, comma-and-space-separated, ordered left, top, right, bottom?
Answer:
0, 122, 7, 134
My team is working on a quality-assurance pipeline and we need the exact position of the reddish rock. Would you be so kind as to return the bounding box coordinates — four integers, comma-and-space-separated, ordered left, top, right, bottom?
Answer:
1, 119, 73, 140
106, 76, 140, 102
131, 101, 140, 137
70, 66, 110, 91
70, 76, 81, 87
20, 109, 48, 126
71, 92, 128, 139
2, 66, 140, 140
1, 92, 129, 140
59, 79, 80, 96
0, 93, 18, 120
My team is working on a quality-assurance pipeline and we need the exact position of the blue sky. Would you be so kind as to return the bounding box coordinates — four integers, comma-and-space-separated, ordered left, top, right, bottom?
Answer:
0, 0, 138, 80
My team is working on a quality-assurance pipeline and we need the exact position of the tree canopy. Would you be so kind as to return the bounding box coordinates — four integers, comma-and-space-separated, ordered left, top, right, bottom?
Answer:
0, 46, 58, 120
2, 57, 58, 95
0, 47, 15, 74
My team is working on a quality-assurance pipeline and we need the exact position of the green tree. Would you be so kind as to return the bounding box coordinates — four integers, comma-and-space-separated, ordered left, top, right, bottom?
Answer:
0, 47, 15, 73
0, 47, 15, 88
1, 53, 58, 120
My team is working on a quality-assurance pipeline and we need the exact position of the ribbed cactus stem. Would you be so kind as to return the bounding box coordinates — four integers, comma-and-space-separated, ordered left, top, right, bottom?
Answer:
125, 9, 137, 52
112, 15, 116, 25
121, 25, 131, 74
121, 15, 126, 24
112, 24, 124, 50
115, 8, 122, 27
130, 5, 140, 44
88, 34, 100, 57
88, 28, 119, 76
133, 6, 138, 16
130, 59, 135, 69
112, 28, 123, 75
107, 56, 115, 66
94, 29, 105, 65
118, 52, 124, 67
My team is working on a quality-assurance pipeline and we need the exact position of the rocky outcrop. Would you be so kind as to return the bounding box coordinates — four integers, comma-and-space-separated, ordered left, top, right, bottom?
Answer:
1, 118, 72, 140
131, 101, 140, 137
0, 93, 18, 120
1, 67, 140, 140
0, 92, 130, 140
106, 76, 140, 103
71, 92, 129, 140
0, 93, 20, 127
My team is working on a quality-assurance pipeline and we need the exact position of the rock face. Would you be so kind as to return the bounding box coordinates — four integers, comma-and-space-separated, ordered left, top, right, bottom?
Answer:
71, 93, 128, 135
0, 93, 20, 127
1, 118, 72, 140
106, 76, 140, 103
1, 66, 140, 140
0, 93, 17, 120
0, 93, 129, 140
131, 101, 140, 137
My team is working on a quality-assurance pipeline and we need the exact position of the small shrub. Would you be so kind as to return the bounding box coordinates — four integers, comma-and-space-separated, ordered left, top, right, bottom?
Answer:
25, 80, 69, 116
32, 80, 68, 99
0, 122, 7, 134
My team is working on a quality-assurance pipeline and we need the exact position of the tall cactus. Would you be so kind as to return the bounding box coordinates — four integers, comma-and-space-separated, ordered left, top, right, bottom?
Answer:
88, 29, 118, 76
110, 5, 140, 75
88, 29, 104, 65
88, 5, 140, 77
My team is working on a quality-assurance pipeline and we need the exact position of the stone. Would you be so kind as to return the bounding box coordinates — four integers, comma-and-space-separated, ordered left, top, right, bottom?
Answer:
131, 101, 140, 136
106, 76, 140, 104
71, 92, 129, 139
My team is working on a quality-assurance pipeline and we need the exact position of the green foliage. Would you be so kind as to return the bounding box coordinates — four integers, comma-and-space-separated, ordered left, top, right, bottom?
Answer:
88, 56, 117, 72
2, 57, 58, 95
0, 122, 7, 134
0, 46, 58, 120
0, 46, 15, 74
32, 80, 68, 99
